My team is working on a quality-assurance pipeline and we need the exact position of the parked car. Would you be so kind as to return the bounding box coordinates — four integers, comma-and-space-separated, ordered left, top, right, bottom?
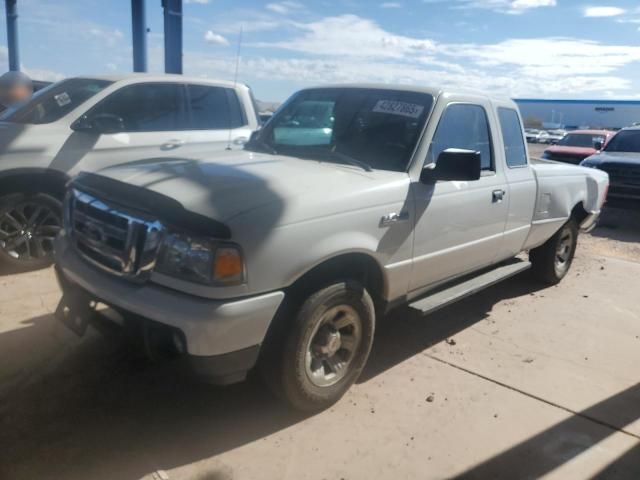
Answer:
546, 129, 566, 144
540, 129, 613, 164
54, 85, 608, 411
0, 74, 260, 270
524, 128, 542, 143
581, 126, 640, 205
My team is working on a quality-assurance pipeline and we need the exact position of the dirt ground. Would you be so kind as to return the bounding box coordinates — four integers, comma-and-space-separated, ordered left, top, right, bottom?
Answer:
1, 204, 640, 479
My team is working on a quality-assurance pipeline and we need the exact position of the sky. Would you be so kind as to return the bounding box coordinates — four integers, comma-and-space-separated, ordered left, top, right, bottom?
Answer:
1, 0, 640, 101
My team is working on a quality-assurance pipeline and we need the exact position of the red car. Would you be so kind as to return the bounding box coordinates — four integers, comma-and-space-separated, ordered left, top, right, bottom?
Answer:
540, 129, 614, 164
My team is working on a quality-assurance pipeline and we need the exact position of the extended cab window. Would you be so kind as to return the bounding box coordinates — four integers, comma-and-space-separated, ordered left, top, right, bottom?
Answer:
430, 104, 493, 171
187, 84, 246, 130
88, 83, 187, 132
498, 107, 528, 167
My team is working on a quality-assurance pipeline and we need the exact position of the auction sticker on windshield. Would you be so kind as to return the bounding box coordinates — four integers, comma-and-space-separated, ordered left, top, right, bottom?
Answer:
373, 100, 424, 118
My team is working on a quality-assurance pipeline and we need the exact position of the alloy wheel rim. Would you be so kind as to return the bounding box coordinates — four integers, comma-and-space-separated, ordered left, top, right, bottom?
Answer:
555, 227, 574, 272
305, 304, 363, 388
0, 201, 61, 262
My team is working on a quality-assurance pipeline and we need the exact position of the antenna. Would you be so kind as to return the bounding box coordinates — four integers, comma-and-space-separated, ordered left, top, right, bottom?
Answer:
226, 26, 243, 151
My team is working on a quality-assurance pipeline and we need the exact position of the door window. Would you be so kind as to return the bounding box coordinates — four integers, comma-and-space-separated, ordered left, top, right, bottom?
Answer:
430, 103, 494, 171
497, 108, 528, 167
187, 85, 246, 130
89, 83, 187, 132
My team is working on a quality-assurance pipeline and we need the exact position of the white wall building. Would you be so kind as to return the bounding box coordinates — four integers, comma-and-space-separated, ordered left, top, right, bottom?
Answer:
514, 99, 640, 130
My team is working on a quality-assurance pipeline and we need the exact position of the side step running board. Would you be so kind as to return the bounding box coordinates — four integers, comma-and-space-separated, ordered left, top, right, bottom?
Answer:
409, 260, 531, 315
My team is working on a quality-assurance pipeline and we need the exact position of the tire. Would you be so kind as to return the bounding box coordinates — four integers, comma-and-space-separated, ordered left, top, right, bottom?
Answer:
262, 281, 375, 412
0, 192, 63, 271
530, 219, 578, 285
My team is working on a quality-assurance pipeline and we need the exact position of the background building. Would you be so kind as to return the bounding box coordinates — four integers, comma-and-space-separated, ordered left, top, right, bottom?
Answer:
514, 99, 640, 130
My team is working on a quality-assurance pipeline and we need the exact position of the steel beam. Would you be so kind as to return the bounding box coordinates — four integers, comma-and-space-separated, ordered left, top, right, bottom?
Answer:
162, 0, 182, 74
131, 0, 147, 72
5, 0, 19, 71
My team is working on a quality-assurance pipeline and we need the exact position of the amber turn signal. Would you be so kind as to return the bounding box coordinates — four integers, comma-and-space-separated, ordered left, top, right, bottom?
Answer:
213, 247, 244, 283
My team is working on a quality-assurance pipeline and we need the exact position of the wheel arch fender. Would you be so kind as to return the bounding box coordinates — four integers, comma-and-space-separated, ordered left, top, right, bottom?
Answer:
285, 238, 389, 306
0, 168, 70, 199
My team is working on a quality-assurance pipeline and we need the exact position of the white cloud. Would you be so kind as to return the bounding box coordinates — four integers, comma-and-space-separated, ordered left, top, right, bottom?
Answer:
380, 2, 402, 8
266, 1, 303, 15
251, 15, 435, 58
204, 30, 229, 45
88, 27, 124, 47
452, 0, 556, 14
244, 14, 640, 99
584, 6, 626, 17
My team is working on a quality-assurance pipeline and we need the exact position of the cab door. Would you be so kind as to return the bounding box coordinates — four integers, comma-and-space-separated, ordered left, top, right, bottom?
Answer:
493, 104, 537, 260
409, 99, 509, 293
181, 83, 254, 154
68, 82, 191, 175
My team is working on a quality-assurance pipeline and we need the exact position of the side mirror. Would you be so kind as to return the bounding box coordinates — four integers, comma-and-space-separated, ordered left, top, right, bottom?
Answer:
421, 148, 482, 183
91, 113, 125, 134
594, 140, 603, 151
72, 113, 124, 134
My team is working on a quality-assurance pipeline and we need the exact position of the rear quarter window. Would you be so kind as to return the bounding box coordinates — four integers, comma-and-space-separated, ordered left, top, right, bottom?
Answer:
497, 107, 528, 168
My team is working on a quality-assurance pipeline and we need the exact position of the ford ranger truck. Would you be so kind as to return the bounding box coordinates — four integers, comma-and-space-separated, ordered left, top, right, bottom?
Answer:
0, 74, 260, 270
54, 85, 609, 411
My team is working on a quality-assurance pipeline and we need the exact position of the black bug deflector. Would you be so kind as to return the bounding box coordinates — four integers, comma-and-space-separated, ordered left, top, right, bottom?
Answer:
69, 172, 232, 239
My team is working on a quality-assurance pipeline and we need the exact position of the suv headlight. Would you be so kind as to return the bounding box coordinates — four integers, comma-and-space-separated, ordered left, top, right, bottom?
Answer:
155, 233, 245, 286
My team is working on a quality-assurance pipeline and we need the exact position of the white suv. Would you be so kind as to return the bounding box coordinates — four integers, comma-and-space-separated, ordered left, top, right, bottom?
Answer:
0, 74, 260, 270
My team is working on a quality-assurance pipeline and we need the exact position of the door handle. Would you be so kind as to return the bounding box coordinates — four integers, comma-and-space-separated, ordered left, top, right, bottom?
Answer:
233, 136, 248, 146
492, 189, 506, 202
380, 211, 410, 227
161, 139, 185, 150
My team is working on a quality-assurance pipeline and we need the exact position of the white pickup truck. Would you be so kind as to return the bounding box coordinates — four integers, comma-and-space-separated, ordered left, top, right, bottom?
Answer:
0, 74, 260, 270
54, 84, 608, 411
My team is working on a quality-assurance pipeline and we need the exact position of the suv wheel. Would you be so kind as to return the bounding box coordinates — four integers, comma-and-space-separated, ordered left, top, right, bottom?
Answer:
530, 219, 578, 285
264, 281, 375, 411
0, 193, 62, 271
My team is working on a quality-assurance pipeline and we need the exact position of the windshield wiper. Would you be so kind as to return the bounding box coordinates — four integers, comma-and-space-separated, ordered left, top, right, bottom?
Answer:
310, 149, 373, 172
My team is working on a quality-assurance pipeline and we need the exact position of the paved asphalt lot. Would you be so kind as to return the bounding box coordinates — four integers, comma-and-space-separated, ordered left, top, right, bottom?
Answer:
1, 155, 640, 479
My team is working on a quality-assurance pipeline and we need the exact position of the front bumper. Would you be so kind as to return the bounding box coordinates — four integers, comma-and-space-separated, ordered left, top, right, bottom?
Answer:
54, 233, 285, 382
579, 212, 600, 233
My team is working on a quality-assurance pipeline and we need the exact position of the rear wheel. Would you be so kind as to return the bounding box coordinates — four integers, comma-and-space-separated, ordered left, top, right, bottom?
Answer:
262, 281, 375, 411
0, 193, 62, 271
530, 219, 578, 285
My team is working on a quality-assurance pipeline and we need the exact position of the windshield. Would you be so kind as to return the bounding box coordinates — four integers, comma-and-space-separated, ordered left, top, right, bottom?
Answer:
0, 78, 113, 125
246, 87, 434, 172
603, 130, 640, 153
557, 133, 604, 148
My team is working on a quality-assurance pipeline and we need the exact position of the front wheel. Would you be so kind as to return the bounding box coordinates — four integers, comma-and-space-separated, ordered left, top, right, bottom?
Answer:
263, 281, 375, 412
0, 193, 62, 271
530, 219, 578, 285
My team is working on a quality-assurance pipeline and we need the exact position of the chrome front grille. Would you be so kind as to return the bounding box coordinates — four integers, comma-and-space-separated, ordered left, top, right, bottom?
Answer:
598, 165, 640, 186
66, 189, 165, 280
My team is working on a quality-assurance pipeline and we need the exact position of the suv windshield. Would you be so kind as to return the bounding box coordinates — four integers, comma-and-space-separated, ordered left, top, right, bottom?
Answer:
246, 87, 434, 172
0, 78, 113, 125
603, 130, 640, 153
557, 133, 604, 148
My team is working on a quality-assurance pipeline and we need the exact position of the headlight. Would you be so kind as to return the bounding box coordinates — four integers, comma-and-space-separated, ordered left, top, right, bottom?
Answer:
155, 233, 245, 286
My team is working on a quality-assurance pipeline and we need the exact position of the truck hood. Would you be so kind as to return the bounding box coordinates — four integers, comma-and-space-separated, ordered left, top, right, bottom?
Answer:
544, 145, 596, 157
583, 151, 640, 165
94, 150, 409, 227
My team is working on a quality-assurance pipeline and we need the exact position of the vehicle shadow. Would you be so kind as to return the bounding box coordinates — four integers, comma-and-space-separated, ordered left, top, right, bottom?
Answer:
0, 271, 549, 480
590, 206, 640, 244
453, 382, 640, 479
